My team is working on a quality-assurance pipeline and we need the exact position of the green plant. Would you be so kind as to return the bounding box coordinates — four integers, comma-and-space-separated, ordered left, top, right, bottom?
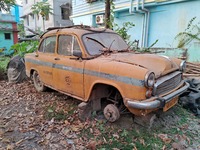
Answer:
175, 17, 200, 48
114, 22, 135, 43
18, 20, 25, 38
0, 57, 10, 73
0, 0, 15, 11
46, 105, 67, 121
10, 40, 39, 57
31, 1, 53, 31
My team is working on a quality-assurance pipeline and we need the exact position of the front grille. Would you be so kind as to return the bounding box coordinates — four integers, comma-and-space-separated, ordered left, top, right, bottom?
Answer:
153, 71, 182, 96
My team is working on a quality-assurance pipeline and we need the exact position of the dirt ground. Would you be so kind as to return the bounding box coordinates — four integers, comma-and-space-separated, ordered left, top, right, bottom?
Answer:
0, 79, 200, 150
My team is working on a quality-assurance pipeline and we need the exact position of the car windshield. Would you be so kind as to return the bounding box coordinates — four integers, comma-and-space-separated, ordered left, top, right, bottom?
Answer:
82, 32, 129, 55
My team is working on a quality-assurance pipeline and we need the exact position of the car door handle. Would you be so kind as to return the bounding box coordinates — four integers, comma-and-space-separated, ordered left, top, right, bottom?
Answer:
54, 58, 60, 60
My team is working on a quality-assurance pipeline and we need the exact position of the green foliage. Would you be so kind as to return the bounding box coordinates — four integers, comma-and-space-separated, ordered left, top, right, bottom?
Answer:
10, 40, 39, 57
31, 1, 53, 31
138, 39, 159, 53
0, 0, 15, 11
18, 20, 25, 38
0, 57, 10, 73
31, 2, 53, 20
46, 105, 67, 121
175, 17, 200, 48
114, 22, 135, 43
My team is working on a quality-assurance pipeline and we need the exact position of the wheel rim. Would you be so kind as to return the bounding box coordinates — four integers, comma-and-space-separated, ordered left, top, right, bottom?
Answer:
103, 104, 120, 122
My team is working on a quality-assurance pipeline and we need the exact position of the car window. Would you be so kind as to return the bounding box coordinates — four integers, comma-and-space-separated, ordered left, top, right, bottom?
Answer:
58, 35, 81, 56
38, 36, 56, 53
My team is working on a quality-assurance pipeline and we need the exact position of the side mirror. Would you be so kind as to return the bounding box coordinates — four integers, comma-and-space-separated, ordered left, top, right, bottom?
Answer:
73, 50, 82, 58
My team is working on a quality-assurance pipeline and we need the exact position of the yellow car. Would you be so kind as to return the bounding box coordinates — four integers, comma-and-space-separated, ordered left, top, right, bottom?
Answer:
25, 25, 189, 122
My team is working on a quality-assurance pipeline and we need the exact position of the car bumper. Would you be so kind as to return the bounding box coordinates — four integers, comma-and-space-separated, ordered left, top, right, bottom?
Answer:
126, 82, 189, 109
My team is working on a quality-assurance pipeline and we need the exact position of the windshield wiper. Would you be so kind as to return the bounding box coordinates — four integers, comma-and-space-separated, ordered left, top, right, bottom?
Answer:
86, 37, 106, 48
99, 39, 116, 54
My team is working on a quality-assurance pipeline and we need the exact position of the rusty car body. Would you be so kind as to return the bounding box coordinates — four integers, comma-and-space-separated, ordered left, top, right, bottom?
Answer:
25, 25, 189, 122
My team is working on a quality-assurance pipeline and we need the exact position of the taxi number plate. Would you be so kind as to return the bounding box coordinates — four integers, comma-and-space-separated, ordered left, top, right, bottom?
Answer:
163, 97, 178, 112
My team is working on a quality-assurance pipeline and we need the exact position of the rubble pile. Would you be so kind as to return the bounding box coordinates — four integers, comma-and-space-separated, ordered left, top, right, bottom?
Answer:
179, 78, 200, 117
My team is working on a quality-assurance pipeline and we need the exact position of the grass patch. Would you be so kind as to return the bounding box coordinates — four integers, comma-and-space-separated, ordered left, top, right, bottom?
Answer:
44, 102, 77, 121
97, 126, 164, 149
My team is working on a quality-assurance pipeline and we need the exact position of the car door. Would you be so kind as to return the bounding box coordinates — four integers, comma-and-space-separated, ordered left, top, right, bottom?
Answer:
36, 36, 56, 87
53, 34, 85, 98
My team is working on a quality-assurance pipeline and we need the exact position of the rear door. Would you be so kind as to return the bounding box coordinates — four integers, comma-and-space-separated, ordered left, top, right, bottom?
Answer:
36, 36, 56, 87
53, 34, 85, 98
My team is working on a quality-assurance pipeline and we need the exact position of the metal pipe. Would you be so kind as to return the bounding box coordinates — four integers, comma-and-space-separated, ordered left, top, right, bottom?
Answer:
129, 0, 133, 14
141, 0, 150, 47
129, 0, 150, 48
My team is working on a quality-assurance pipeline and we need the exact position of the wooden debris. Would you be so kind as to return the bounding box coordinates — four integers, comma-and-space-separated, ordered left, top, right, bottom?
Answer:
184, 62, 200, 77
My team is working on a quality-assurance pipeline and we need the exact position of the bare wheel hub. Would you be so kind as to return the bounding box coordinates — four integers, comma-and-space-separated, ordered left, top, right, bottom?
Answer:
103, 104, 120, 122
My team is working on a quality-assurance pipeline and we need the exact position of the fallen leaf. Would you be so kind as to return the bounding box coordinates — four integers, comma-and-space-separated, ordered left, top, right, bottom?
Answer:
46, 132, 51, 140
172, 142, 185, 150
6, 144, 14, 150
139, 138, 145, 146
15, 139, 24, 145
158, 134, 172, 144
113, 134, 119, 139
162, 145, 166, 150
133, 145, 138, 150
90, 128, 93, 134
86, 141, 96, 150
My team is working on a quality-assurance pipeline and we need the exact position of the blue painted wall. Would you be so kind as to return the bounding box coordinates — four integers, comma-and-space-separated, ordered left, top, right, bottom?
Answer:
0, 31, 14, 51
71, 0, 200, 62
0, 14, 15, 53
11, 5, 22, 23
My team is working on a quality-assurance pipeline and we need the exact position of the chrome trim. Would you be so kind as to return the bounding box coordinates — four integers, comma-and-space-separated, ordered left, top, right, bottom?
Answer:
180, 60, 186, 72
126, 82, 189, 109
153, 71, 181, 95
144, 71, 155, 87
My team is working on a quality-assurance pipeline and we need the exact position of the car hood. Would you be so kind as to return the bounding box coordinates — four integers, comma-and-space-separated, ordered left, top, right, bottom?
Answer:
103, 53, 179, 77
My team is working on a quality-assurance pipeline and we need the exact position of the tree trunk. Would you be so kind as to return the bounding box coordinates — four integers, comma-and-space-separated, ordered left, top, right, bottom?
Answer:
105, 0, 111, 29
42, 17, 45, 31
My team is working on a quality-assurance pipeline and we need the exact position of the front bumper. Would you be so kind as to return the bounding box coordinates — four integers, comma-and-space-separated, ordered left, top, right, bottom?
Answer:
126, 82, 189, 109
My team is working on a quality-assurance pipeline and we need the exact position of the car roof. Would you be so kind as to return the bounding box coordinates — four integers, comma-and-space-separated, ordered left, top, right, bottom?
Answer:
41, 25, 116, 38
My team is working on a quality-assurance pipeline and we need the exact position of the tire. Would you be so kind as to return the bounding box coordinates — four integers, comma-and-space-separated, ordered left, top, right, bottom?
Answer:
32, 71, 46, 92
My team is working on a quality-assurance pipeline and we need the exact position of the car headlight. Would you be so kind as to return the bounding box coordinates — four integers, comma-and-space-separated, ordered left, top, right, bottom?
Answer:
145, 72, 155, 87
180, 61, 186, 72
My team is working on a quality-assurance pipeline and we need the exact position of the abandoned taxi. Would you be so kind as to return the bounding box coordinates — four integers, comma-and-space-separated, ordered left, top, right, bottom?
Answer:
25, 25, 189, 122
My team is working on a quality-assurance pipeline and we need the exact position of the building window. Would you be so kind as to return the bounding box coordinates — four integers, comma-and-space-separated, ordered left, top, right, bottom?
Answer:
4, 33, 11, 40
60, 3, 71, 20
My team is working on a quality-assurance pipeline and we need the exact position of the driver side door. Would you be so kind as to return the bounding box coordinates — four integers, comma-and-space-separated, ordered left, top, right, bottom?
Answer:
53, 34, 85, 99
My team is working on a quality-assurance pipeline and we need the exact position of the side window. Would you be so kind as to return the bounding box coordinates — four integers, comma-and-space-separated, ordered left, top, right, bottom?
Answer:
73, 36, 81, 52
58, 35, 81, 56
38, 36, 56, 53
